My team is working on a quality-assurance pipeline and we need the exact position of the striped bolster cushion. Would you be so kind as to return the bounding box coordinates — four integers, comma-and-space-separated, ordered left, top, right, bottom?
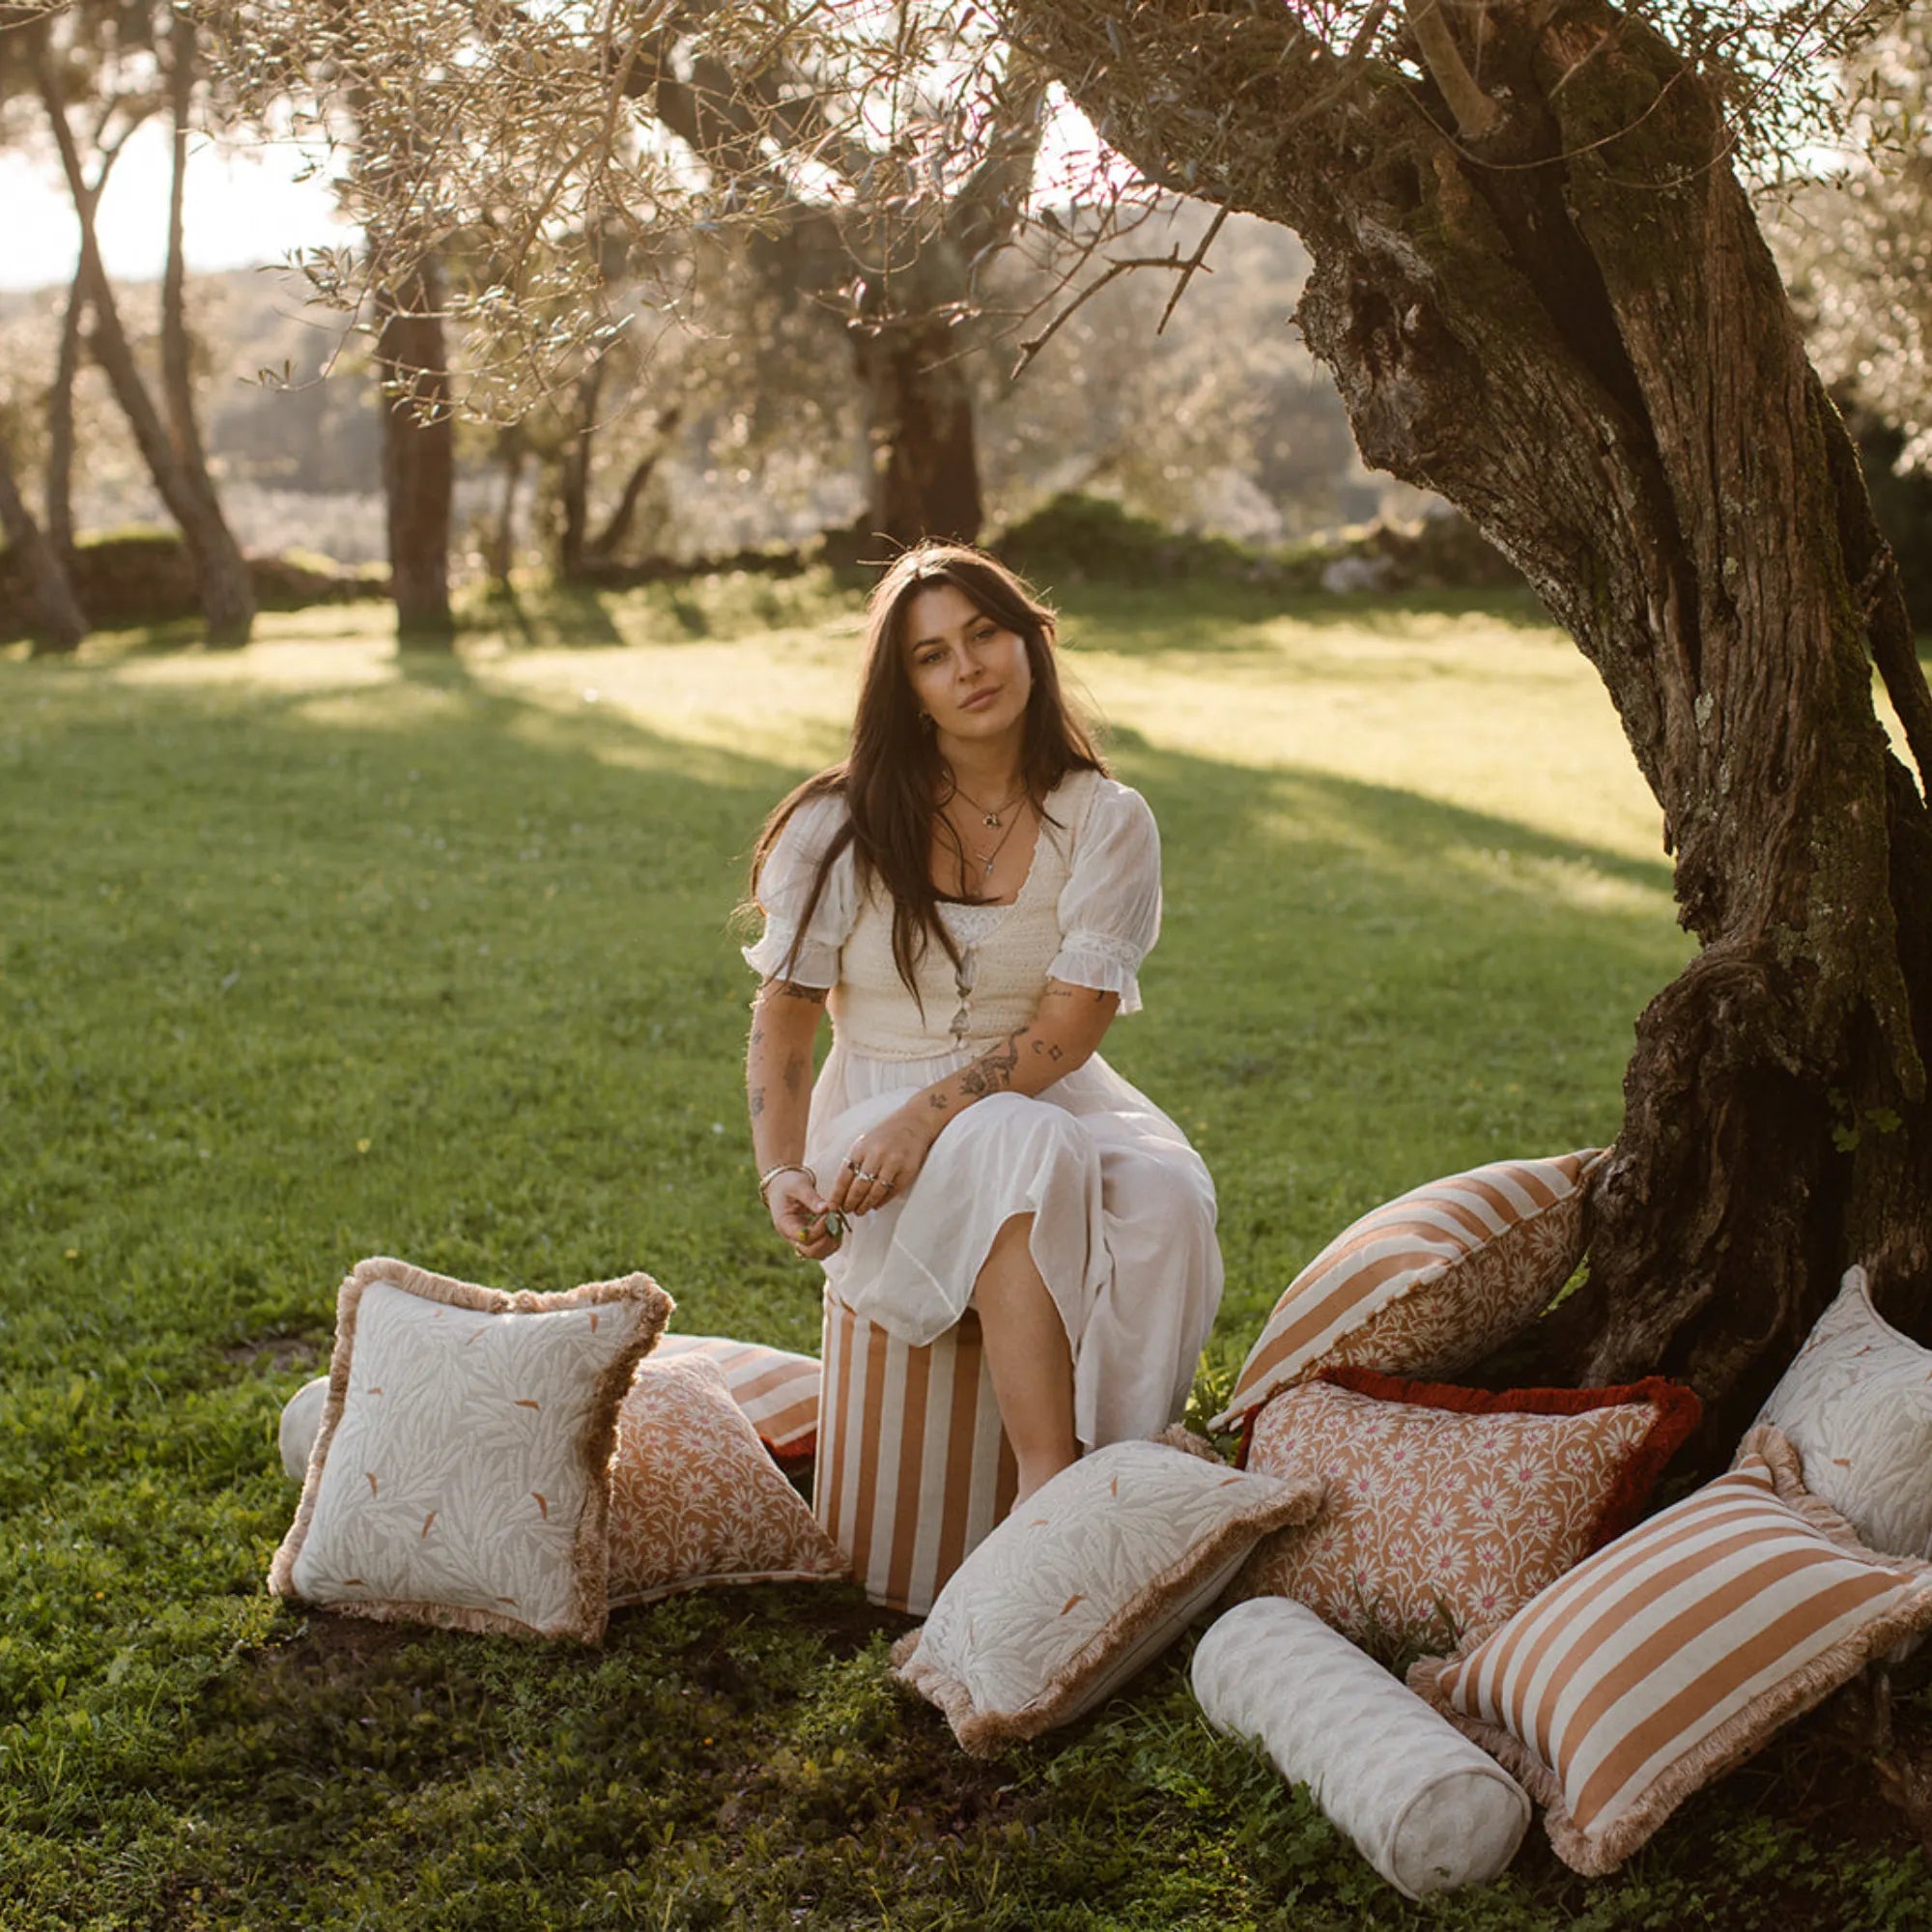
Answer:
1408, 1428, 1932, 1876
1209, 1150, 1605, 1437
812, 1294, 1017, 1617
653, 1334, 820, 1464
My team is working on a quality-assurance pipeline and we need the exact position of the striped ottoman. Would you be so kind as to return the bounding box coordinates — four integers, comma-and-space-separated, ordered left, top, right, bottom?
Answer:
813, 1293, 1018, 1615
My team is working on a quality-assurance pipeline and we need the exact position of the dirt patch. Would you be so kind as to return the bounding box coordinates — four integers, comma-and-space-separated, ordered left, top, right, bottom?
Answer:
224, 1334, 327, 1374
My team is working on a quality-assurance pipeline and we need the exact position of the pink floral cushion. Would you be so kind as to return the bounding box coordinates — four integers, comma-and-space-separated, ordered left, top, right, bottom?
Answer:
1234, 1368, 1700, 1656
607, 1354, 846, 1606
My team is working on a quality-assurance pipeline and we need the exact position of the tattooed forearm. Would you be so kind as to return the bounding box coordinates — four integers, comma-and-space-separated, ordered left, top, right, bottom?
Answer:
958, 1035, 1022, 1099
1030, 1038, 1065, 1061
781, 1052, 808, 1098
750, 1087, 767, 1119
929, 1091, 951, 1110
771, 979, 827, 1005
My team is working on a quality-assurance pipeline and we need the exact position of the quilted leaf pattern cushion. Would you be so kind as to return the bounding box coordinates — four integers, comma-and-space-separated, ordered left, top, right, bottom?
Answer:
1235, 1369, 1701, 1653
1210, 1150, 1605, 1436
607, 1354, 846, 1606
1751, 1264, 1932, 1557
270, 1256, 670, 1642
892, 1439, 1324, 1756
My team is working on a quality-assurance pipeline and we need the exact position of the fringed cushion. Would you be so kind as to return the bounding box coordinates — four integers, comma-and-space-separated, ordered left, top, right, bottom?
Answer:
607, 1354, 846, 1606
653, 1333, 821, 1467
269, 1256, 670, 1643
1408, 1428, 1932, 1876
1234, 1368, 1700, 1655
1209, 1150, 1605, 1437
1751, 1264, 1932, 1557
892, 1440, 1324, 1757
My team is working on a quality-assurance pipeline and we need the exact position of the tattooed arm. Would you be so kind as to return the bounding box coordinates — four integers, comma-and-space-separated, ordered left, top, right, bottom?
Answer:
748, 977, 838, 1258
827, 980, 1121, 1218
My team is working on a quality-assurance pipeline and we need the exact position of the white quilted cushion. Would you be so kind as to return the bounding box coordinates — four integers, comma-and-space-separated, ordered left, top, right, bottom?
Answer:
1753, 1264, 1932, 1557
269, 1256, 670, 1642
892, 1440, 1324, 1756
1192, 1597, 1529, 1898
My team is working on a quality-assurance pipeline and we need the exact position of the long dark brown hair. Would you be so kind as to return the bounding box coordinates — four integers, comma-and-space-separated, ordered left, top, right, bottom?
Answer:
750, 543, 1107, 999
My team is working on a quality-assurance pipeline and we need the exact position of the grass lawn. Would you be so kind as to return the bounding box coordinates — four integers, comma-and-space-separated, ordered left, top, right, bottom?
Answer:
3, 572, 1926, 1929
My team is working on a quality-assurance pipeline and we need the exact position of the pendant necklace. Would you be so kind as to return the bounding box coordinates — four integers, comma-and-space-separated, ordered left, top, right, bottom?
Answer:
948, 777, 1027, 829
949, 799, 1028, 885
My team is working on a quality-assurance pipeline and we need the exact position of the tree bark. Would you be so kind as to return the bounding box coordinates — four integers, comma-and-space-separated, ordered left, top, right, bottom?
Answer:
849, 312, 985, 546
375, 254, 456, 643
554, 355, 605, 579
46, 262, 85, 562
1016, 0, 1932, 1455
32, 26, 254, 645
0, 432, 88, 654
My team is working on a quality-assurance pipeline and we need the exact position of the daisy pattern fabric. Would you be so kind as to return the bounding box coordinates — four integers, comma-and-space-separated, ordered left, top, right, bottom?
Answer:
1409, 1430, 1932, 1876
1751, 1264, 1932, 1557
606, 1354, 846, 1606
1209, 1150, 1605, 1436
652, 1333, 822, 1466
1235, 1371, 1699, 1653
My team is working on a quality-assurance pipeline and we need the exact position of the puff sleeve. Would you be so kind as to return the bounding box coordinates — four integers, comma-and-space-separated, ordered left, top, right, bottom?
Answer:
1048, 780, 1162, 1015
741, 793, 858, 988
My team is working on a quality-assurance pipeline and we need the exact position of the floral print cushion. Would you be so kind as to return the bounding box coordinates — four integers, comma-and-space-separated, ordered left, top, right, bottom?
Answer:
1234, 1368, 1700, 1657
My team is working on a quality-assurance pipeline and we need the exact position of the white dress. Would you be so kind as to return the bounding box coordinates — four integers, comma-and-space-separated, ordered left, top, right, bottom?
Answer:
744, 768, 1224, 1450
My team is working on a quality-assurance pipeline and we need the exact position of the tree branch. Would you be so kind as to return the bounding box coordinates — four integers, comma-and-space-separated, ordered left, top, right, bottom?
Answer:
1402, 0, 1500, 138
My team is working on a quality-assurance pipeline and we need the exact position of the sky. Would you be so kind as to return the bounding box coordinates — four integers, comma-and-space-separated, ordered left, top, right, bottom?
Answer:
0, 124, 346, 295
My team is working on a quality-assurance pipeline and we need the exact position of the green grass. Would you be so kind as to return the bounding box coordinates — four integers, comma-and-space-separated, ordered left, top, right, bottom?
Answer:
3, 573, 1927, 1928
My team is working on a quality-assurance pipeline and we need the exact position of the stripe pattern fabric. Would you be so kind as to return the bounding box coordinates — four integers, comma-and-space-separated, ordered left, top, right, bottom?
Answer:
1409, 1430, 1932, 1875
653, 1333, 821, 1465
1210, 1150, 1605, 1435
813, 1293, 1018, 1616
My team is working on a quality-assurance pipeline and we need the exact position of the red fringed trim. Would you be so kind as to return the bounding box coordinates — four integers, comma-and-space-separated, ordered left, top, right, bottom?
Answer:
1316, 1364, 1703, 1552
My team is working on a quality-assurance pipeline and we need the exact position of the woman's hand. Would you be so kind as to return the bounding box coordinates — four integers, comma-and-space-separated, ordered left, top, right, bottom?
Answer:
829, 1103, 939, 1219
768, 1169, 843, 1262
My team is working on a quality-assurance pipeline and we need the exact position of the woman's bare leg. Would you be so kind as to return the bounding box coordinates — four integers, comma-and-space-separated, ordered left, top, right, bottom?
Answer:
973, 1211, 1078, 1501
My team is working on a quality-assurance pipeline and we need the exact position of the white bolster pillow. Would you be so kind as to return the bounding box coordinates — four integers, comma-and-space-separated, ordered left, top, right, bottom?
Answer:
278, 1375, 330, 1482
1191, 1597, 1529, 1899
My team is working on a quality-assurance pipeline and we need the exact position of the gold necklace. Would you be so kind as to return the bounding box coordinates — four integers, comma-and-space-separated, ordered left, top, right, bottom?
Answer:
947, 798, 1029, 886
946, 776, 1027, 829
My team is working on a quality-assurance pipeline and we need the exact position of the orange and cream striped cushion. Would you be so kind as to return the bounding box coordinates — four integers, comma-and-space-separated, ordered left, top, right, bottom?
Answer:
1408, 1428, 1932, 1876
812, 1294, 1017, 1617
653, 1333, 820, 1465
1209, 1150, 1606, 1436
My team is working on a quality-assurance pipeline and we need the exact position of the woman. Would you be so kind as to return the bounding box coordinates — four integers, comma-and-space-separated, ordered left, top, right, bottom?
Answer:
743, 544, 1221, 1500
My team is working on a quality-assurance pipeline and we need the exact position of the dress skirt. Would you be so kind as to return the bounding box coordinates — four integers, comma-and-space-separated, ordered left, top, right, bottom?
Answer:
805, 1036, 1223, 1450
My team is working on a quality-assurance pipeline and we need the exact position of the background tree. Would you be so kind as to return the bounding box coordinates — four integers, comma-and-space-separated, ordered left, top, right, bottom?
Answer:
25, 0, 255, 643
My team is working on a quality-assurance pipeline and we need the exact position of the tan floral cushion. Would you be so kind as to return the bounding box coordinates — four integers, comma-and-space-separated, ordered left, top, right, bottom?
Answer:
653, 1333, 821, 1465
607, 1354, 846, 1607
1235, 1368, 1700, 1656
1209, 1151, 1606, 1437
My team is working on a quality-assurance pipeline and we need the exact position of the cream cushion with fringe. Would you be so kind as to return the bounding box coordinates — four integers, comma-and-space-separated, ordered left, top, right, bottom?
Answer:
892, 1439, 1324, 1757
1408, 1428, 1932, 1876
1192, 1597, 1530, 1898
1751, 1264, 1932, 1557
269, 1256, 671, 1643
1209, 1150, 1605, 1437
606, 1354, 846, 1606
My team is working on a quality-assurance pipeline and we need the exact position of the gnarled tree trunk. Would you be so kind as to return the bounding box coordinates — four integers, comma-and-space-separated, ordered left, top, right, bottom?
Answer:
1016, 0, 1932, 1457
850, 311, 984, 547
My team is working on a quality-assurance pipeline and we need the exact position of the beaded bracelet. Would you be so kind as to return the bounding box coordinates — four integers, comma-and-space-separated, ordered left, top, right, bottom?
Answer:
757, 1161, 815, 1207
